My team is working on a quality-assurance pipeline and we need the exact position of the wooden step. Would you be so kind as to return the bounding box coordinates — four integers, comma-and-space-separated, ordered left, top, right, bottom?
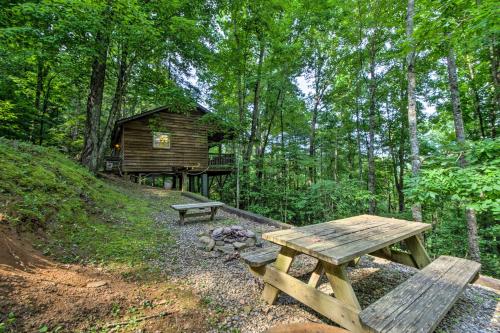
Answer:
359, 255, 480, 333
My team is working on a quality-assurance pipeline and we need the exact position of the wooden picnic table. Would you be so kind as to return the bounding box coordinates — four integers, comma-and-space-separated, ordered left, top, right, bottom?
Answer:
260, 214, 432, 333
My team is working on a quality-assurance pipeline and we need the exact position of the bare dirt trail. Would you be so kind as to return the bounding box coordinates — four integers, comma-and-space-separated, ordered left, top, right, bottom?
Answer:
0, 226, 210, 332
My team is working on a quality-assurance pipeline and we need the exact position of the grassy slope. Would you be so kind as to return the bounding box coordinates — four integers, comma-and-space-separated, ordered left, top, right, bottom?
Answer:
0, 138, 174, 271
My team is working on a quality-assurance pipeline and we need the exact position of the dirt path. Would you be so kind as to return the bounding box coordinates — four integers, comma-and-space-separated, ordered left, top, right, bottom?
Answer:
0, 226, 210, 332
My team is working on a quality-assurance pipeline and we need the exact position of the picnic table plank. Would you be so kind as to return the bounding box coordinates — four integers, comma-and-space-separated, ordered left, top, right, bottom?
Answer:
263, 215, 431, 265
320, 224, 431, 265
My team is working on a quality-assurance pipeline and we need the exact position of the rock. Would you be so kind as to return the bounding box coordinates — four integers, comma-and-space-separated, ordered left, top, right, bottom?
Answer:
233, 242, 248, 250
223, 227, 232, 234
196, 241, 207, 250
243, 305, 252, 314
225, 237, 236, 243
86, 281, 107, 288
244, 238, 256, 247
206, 239, 215, 251
219, 244, 235, 254
244, 230, 255, 238
212, 227, 224, 237
199, 236, 211, 244
231, 225, 243, 230
197, 231, 208, 237
215, 240, 225, 246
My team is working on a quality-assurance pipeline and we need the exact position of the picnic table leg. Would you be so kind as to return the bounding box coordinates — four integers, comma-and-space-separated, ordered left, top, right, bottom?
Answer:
308, 261, 324, 288
404, 235, 431, 269
324, 262, 361, 310
210, 207, 218, 221
261, 246, 297, 305
348, 257, 361, 267
179, 210, 186, 225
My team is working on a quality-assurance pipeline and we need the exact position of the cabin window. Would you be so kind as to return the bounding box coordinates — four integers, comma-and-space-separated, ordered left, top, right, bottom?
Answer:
152, 132, 171, 149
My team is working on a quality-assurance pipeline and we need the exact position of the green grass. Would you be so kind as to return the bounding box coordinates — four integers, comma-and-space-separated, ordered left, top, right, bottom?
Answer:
0, 138, 174, 270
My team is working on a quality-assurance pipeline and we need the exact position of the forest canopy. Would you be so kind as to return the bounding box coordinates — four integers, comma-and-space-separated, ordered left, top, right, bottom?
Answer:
0, 0, 498, 276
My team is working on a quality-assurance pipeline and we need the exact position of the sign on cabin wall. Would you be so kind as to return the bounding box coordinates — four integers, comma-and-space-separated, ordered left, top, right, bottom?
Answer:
153, 132, 171, 149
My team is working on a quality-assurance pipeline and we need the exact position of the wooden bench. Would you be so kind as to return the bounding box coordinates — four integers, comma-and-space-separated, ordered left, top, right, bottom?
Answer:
170, 201, 224, 225
241, 245, 280, 277
241, 246, 325, 288
360, 255, 481, 333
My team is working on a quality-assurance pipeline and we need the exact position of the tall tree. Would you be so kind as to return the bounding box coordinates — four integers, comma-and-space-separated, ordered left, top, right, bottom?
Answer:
446, 45, 481, 263
405, 0, 422, 221
80, 5, 111, 172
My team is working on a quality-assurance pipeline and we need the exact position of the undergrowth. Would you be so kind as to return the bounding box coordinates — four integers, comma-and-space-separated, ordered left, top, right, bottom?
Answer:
0, 138, 174, 271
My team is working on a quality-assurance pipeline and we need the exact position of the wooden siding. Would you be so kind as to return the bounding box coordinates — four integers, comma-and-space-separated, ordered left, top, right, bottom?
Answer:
122, 110, 208, 172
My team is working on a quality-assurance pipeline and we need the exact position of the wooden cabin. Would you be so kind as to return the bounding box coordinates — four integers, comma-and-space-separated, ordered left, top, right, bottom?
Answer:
105, 104, 234, 195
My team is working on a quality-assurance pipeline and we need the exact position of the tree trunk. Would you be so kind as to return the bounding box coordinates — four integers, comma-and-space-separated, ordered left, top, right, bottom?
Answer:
488, 36, 498, 138
466, 55, 486, 138
243, 39, 265, 167
406, 0, 422, 221
309, 96, 320, 184
367, 36, 377, 214
32, 59, 46, 143
397, 117, 405, 213
81, 30, 109, 172
97, 47, 129, 166
446, 46, 481, 263
38, 75, 55, 145
256, 89, 282, 181
233, 19, 247, 126
355, 0, 364, 182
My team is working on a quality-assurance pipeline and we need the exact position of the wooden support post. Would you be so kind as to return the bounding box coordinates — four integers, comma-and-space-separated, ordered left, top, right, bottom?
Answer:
181, 172, 188, 192
189, 175, 194, 192
323, 262, 361, 310
249, 265, 266, 278
178, 210, 186, 225
202, 173, 208, 197
308, 261, 324, 288
262, 246, 297, 304
405, 235, 431, 269
263, 266, 363, 333
348, 257, 361, 267
210, 207, 218, 221
172, 175, 177, 189
152, 175, 156, 187
370, 247, 418, 268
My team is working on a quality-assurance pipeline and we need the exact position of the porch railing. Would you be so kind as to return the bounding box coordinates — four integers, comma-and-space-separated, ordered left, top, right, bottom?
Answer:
208, 153, 235, 167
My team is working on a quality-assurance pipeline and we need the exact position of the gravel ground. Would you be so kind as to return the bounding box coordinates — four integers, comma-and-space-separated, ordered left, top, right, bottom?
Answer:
153, 195, 499, 333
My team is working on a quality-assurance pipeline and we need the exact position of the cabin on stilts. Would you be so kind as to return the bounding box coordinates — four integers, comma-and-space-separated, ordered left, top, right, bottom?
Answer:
104, 104, 234, 197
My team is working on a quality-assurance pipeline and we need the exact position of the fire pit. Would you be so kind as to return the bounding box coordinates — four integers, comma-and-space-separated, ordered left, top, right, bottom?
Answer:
197, 225, 260, 253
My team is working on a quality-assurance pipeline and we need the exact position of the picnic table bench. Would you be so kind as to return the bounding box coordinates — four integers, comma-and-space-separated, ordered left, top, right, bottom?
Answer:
170, 201, 224, 224
241, 215, 480, 333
